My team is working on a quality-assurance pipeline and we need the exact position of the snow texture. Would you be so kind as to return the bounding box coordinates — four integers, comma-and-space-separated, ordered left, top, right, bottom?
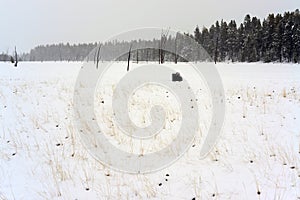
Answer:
0, 61, 299, 199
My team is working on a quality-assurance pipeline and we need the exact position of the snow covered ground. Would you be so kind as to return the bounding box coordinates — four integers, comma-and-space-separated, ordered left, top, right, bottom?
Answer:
0, 61, 299, 199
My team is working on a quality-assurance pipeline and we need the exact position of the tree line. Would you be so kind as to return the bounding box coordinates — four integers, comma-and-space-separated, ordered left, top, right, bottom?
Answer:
15, 9, 300, 63
194, 9, 300, 63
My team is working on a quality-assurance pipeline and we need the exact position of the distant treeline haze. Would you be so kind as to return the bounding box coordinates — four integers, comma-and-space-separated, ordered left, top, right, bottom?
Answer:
7, 9, 300, 63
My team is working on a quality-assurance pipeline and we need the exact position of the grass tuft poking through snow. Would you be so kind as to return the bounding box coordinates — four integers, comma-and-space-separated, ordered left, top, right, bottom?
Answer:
0, 62, 299, 199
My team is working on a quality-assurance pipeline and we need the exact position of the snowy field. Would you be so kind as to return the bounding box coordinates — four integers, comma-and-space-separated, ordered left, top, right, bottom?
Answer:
0, 61, 299, 199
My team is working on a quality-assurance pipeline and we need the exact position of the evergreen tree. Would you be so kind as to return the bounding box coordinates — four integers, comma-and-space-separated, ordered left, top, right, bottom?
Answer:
292, 9, 300, 62
227, 20, 238, 62
219, 20, 228, 61
194, 26, 202, 44
274, 14, 284, 62
238, 24, 246, 62
201, 27, 210, 57
282, 12, 294, 62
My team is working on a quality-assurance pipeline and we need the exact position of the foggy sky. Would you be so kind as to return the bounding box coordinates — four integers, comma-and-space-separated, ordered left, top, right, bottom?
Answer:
0, 0, 299, 53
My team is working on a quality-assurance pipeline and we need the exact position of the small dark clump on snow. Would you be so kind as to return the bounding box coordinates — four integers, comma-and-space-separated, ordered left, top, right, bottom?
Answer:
85, 188, 89, 191
212, 193, 215, 197
257, 191, 261, 195
12, 153, 16, 156
158, 183, 162, 186
238, 96, 241, 99
250, 160, 253, 163
290, 166, 295, 169
101, 101, 104, 104
192, 198, 196, 200
56, 143, 61, 146
166, 174, 169, 177
56, 124, 59, 128
165, 179, 168, 181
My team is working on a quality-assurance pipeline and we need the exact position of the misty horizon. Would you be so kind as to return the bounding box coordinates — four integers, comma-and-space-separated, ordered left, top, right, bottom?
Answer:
1, 0, 299, 54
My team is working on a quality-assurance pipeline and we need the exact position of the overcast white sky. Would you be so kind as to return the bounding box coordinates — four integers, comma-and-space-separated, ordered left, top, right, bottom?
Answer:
0, 0, 299, 53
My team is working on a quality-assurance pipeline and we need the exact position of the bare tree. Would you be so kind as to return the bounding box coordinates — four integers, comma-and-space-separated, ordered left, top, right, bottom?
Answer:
127, 44, 132, 71
136, 49, 139, 64
158, 47, 161, 64
174, 32, 179, 64
96, 44, 102, 69
146, 48, 149, 63
14, 46, 18, 67
159, 28, 170, 64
